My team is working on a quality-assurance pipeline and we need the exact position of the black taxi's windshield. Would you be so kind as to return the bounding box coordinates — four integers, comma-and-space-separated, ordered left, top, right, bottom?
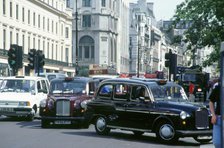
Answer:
148, 83, 188, 101
50, 80, 86, 94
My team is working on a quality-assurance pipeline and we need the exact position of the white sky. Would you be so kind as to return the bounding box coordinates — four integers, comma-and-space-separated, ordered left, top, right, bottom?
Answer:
129, 0, 185, 20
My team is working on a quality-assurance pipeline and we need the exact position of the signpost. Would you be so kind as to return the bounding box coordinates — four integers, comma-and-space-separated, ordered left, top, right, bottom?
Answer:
220, 42, 224, 148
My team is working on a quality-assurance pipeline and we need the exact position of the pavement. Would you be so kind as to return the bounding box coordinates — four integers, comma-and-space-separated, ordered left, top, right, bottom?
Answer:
200, 144, 215, 148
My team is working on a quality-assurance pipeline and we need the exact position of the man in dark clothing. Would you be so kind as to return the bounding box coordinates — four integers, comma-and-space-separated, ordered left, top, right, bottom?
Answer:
209, 83, 221, 148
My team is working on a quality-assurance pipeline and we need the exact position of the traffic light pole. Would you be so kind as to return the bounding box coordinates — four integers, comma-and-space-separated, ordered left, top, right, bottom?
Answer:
220, 42, 224, 148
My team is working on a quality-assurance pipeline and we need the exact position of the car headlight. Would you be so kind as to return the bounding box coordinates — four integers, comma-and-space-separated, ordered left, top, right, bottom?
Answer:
47, 99, 54, 109
19, 101, 30, 106
80, 100, 91, 110
40, 99, 47, 107
180, 111, 190, 119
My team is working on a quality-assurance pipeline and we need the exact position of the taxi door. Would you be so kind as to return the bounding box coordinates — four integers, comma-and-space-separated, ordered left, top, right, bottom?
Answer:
124, 85, 154, 129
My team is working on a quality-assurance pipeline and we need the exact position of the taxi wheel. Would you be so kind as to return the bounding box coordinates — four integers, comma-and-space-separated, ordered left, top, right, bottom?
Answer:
95, 116, 110, 135
193, 136, 212, 144
156, 121, 178, 143
41, 119, 50, 128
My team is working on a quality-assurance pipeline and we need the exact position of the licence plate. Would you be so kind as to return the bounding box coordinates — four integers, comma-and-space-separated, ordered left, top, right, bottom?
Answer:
0, 108, 14, 112
54, 120, 71, 125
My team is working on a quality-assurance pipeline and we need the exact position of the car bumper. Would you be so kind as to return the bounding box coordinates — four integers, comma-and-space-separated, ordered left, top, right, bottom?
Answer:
0, 107, 33, 117
176, 129, 212, 137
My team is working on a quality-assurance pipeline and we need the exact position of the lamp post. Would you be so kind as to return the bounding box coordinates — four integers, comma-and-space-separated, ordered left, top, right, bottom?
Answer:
75, 0, 79, 75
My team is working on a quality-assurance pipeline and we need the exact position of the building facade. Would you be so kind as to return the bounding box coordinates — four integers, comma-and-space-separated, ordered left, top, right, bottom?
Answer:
129, 0, 162, 76
0, 0, 74, 76
69, 0, 129, 75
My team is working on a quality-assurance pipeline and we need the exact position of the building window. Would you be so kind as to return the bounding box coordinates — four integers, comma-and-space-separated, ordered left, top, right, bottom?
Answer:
66, 48, 69, 63
61, 24, 63, 36
10, 31, 12, 45
65, 27, 69, 38
43, 17, 45, 30
33, 37, 35, 48
22, 34, 25, 50
47, 19, 49, 31
3, 29, 6, 50
47, 42, 49, 58
28, 36, 30, 50
16, 4, 19, 20
28, 10, 30, 24
43, 40, 45, 54
52, 20, 54, 33
82, 0, 91, 7
66, 0, 70, 7
33, 12, 36, 26
61, 46, 63, 61
22, 7, 24, 22
38, 39, 40, 50
10, 2, 12, 17
3, 0, 6, 15
38, 15, 40, 28
79, 36, 95, 60
82, 15, 91, 27
102, 0, 106, 7
16, 33, 19, 44
56, 44, 58, 60
52, 43, 54, 59
56, 22, 58, 34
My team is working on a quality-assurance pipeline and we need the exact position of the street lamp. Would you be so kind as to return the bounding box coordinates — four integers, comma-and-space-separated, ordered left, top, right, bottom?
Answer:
75, 0, 79, 75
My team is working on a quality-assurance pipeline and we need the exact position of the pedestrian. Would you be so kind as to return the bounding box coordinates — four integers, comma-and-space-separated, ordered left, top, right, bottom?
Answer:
188, 81, 195, 102
209, 79, 221, 148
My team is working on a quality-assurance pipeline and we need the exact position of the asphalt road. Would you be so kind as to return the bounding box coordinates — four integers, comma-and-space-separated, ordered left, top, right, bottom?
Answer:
0, 116, 214, 148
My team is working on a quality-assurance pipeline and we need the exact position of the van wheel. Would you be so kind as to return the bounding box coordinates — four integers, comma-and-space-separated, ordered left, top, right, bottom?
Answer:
95, 116, 110, 135
156, 121, 178, 143
41, 119, 50, 128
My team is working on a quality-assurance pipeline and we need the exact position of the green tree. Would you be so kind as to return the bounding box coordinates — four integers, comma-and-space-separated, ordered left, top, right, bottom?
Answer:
172, 0, 224, 67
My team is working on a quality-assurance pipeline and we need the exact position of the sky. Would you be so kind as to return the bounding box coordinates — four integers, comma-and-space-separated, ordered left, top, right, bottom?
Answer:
129, 0, 185, 20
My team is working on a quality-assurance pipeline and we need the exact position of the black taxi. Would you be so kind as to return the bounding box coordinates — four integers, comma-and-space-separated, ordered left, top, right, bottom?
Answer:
39, 77, 99, 128
86, 78, 212, 143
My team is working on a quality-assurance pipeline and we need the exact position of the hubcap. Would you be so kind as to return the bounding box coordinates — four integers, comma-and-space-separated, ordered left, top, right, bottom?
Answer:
159, 124, 174, 140
96, 117, 106, 132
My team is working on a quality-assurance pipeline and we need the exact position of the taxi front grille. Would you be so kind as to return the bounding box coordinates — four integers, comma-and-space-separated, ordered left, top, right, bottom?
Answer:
56, 100, 70, 116
195, 109, 209, 129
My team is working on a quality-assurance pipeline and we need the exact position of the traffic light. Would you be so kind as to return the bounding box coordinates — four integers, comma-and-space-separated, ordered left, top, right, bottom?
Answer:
28, 49, 36, 69
165, 50, 172, 68
37, 50, 45, 68
8, 46, 17, 68
170, 53, 177, 74
17, 46, 23, 69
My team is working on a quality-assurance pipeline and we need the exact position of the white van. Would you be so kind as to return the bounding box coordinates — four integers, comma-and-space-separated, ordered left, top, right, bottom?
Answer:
38, 73, 67, 82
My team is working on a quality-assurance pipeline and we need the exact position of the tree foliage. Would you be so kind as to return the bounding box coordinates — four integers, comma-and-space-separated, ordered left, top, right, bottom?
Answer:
172, 0, 224, 66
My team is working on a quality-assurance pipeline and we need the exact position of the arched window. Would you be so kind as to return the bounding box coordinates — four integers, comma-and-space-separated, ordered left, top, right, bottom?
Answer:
79, 36, 95, 61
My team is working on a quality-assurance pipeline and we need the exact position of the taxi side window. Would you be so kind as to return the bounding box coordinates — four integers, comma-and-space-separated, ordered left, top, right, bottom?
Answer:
131, 85, 150, 101
98, 84, 113, 99
114, 84, 130, 100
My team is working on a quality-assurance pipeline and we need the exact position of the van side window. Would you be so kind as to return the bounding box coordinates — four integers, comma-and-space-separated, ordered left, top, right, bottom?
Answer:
37, 81, 41, 91
114, 84, 130, 101
41, 80, 48, 94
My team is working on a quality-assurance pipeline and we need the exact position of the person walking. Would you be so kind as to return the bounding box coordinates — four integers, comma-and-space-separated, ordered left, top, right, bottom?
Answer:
209, 81, 221, 148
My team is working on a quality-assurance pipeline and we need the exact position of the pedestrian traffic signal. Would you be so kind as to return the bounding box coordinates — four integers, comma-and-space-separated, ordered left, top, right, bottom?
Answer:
37, 50, 45, 68
28, 49, 36, 69
8, 47, 17, 68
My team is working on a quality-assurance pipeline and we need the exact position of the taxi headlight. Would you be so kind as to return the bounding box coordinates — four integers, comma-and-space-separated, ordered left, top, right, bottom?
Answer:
180, 111, 190, 119
40, 99, 47, 107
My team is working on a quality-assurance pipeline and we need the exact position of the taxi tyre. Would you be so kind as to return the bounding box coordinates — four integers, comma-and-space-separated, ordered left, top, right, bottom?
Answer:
41, 119, 50, 128
95, 116, 110, 135
193, 136, 212, 144
133, 131, 144, 137
156, 120, 178, 143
